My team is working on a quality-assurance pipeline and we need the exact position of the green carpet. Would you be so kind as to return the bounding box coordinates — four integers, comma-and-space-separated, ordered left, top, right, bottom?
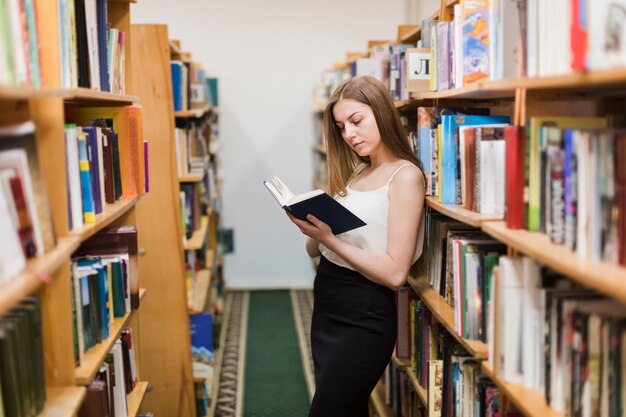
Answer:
244, 290, 310, 417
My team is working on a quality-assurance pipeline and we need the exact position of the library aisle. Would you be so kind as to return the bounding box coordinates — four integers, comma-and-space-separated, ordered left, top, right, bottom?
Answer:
211, 290, 313, 417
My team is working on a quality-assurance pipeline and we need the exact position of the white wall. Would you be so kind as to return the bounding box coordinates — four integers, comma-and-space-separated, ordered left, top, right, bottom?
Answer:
132, 0, 407, 289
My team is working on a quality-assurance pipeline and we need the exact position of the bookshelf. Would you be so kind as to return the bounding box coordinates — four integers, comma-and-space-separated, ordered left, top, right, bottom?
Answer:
184, 215, 210, 251
314, 1, 626, 416
129, 24, 196, 417
127, 381, 150, 417
0, 1, 151, 416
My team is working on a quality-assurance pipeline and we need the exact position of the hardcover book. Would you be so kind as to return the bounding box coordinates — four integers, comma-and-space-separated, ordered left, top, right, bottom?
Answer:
263, 176, 366, 235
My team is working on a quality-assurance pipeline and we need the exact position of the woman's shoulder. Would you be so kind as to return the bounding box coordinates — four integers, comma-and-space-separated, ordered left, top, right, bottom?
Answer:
390, 161, 425, 189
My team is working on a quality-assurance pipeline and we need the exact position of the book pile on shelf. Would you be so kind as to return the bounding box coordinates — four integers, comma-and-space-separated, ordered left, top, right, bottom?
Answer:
77, 329, 139, 417
0, 122, 56, 283
65, 106, 148, 231
71, 226, 139, 366
0, 298, 46, 417
492, 258, 626, 416
58, 0, 126, 92
170, 60, 218, 112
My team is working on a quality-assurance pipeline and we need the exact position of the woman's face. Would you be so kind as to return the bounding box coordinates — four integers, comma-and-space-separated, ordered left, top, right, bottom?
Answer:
332, 98, 381, 157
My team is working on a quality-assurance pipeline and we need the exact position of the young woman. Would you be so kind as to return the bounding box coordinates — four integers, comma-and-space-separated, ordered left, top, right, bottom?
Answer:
288, 75, 426, 417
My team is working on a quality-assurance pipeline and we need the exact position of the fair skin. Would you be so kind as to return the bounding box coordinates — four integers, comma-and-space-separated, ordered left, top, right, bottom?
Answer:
288, 98, 424, 291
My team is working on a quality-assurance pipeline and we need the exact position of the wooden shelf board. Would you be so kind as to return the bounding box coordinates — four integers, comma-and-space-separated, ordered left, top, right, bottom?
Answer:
516, 68, 626, 92
391, 353, 411, 370
481, 221, 626, 304
370, 379, 394, 417
405, 368, 428, 408
313, 143, 327, 154
394, 99, 426, 112
481, 362, 563, 417
398, 25, 421, 44
189, 269, 212, 314
445, 0, 460, 6
0, 236, 80, 317
39, 387, 87, 417
52, 88, 138, 104
174, 105, 212, 118
184, 215, 209, 251
426, 197, 502, 227
127, 381, 150, 417
0, 85, 44, 100
70, 196, 141, 242
408, 276, 488, 360
411, 79, 517, 99
75, 288, 146, 385
179, 174, 204, 183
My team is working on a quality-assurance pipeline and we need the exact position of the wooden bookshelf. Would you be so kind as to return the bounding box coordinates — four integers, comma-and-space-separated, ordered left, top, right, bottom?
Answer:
481, 221, 626, 304
391, 353, 411, 370
481, 363, 563, 417
426, 197, 502, 227
39, 387, 87, 417
51, 88, 139, 104
69, 196, 142, 242
184, 215, 209, 251
127, 381, 150, 417
174, 105, 213, 118
405, 368, 428, 408
394, 99, 424, 112
189, 269, 212, 314
408, 276, 488, 360
410, 78, 517, 99
179, 174, 204, 183
397, 25, 420, 44
0, 236, 80, 317
369, 379, 393, 417
74, 289, 147, 385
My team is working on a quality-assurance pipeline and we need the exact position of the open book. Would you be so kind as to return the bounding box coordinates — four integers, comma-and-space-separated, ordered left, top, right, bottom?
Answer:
263, 176, 366, 235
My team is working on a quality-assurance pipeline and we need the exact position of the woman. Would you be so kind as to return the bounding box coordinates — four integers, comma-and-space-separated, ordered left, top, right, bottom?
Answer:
288, 75, 426, 417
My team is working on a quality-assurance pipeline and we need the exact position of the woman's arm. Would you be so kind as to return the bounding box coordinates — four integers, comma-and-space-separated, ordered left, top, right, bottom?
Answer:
305, 237, 321, 258
290, 166, 425, 290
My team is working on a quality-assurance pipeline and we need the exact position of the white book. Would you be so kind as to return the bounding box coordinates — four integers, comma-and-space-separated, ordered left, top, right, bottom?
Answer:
464, 251, 481, 340
0, 177, 26, 283
498, 256, 523, 383
479, 134, 506, 216
454, 4, 463, 88
111, 340, 129, 417
68, 0, 79, 88
5, 0, 28, 85
575, 131, 592, 258
355, 58, 383, 83
0, 147, 44, 256
526, 0, 538, 77
83, 0, 101, 89
65, 126, 83, 231
588, 0, 626, 70
521, 256, 540, 390
500, 0, 521, 79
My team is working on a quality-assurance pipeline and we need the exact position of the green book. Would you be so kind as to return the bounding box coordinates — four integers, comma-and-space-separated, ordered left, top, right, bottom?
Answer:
0, 319, 22, 417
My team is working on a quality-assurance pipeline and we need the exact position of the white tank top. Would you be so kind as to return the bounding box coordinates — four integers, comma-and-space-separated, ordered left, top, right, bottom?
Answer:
319, 164, 426, 271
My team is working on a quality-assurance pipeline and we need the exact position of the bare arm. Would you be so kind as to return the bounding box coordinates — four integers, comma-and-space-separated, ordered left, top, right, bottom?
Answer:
305, 237, 321, 257
289, 166, 425, 290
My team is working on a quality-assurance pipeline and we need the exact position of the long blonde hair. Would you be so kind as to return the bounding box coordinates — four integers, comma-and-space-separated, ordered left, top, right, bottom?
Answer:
323, 75, 421, 196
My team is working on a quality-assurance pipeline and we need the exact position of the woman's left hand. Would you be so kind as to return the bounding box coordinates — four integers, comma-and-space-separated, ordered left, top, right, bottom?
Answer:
287, 213, 333, 244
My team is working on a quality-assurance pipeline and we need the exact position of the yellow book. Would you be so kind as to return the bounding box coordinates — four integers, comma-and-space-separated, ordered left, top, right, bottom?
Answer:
528, 117, 606, 232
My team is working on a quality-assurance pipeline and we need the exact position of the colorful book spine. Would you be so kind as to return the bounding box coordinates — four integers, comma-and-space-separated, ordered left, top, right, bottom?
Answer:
77, 129, 95, 223
462, 0, 491, 84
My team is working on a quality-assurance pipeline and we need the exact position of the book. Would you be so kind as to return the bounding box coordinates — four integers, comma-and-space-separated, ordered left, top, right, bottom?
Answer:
263, 176, 366, 235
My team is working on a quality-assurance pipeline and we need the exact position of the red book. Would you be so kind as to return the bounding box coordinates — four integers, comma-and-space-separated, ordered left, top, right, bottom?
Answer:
9, 176, 37, 257
464, 128, 476, 211
505, 126, 525, 229
570, 0, 587, 71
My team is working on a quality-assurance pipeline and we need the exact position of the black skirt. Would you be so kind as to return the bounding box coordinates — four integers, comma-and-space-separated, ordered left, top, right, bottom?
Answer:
308, 256, 397, 417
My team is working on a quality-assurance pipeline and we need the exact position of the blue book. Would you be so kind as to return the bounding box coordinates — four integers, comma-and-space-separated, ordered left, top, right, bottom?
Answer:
171, 62, 184, 111
77, 130, 95, 223
440, 115, 509, 204
96, 265, 110, 339
190, 313, 214, 380
563, 129, 577, 250
96, 0, 110, 92
81, 126, 103, 214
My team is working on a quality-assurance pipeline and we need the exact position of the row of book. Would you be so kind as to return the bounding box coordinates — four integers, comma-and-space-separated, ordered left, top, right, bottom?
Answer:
412, 108, 626, 267
170, 61, 218, 112
0, 122, 56, 284
0, 298, 45, 417
423, 0, 520, 92
386, 342, 522, 417
70, 226, 139, 367
492, 257, 626, 417
175, 118, 210, 178
58, 0, 126, 92
77, 328, 138, 417
65, 106, 148, 231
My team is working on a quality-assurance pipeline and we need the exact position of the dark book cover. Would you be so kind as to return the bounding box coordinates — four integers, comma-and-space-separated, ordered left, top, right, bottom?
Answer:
287, 193, 366, 235
615, 131, 626, 266
101, 129, 115, 204
95, 0, 110, 92
74, 0, 91, 88
82, 126, 103, 214
78, 380, 111, 417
